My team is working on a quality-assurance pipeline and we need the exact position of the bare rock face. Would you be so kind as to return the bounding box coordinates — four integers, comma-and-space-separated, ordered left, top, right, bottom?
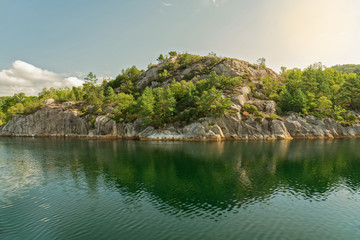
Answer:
1, 106, 360, 140
211, 58, 279, 81
135, 56, 281, 91
136, 67, 159, 90
0, 107, 88, 137
91, 116, 117, 138
62, 101, 75, 108
284, 114, 360, 139
43, 99, 55, 105
231, 86, 251, 107
247, 99, 277, 114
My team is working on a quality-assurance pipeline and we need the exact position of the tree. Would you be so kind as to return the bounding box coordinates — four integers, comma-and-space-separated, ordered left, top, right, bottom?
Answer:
261, 77, 283, 100
168, 51, 177, 57
137, 87, 155, 127
339, 73, 360, 110
0, 111, 6, 126
153, 87, 176, 127
316, 96, 333, 117
7, 103, 25, 117
195, 87, 231, 118
110, 66, 143, 94
280, 66, 287, 75
279, 88, 308, 113
104, 86, 117, 104
257, 58, 266, 68
157, 54, 166, 63
112, 93, 136, 122
84, 72, 98, 85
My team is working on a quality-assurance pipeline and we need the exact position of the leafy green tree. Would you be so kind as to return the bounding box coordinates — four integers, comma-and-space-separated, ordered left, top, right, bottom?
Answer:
137, 87, 155, 127
104, 86, 117, 104
72, 86, 84, 101
7, 103, 25, 117
153, 87, 176, 127
284, 68, 303, 93
195, 87, 231, 118
0, 111, 6, 126
170, 80, 196, 100
279, 88, 308, 113
339, 73, 360, 110
261, 77, 282, 100
316, 96, 333, 117
302, 64, 320, 94
109, 66, 143, 94
333, 105, 347, 121
112, 93, 137, 122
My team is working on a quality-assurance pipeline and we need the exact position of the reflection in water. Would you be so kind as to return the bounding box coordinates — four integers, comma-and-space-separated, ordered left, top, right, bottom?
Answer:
1, 139, 360, 209
0, 138, 360, 239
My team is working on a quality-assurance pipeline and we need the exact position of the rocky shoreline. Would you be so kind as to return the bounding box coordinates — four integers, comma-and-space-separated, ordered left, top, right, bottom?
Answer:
1, 104, 360, 141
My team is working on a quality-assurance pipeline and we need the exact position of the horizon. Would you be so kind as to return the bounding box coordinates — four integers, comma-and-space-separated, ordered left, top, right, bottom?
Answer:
1, 0, 360, 96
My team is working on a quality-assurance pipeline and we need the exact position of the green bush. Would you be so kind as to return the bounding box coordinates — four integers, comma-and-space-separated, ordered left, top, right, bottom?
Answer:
254, 111, 265, 122
243, 104, 258, 114
266, 113, 279, 121
168, 51, 177, 57
344, 113, 357, 124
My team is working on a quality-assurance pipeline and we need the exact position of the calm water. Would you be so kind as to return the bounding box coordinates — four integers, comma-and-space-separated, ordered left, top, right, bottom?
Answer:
0, 138, 360, 240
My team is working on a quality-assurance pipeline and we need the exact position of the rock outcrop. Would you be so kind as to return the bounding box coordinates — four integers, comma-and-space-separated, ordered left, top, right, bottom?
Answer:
135, 55, 280, 91
1, 104, 360, 140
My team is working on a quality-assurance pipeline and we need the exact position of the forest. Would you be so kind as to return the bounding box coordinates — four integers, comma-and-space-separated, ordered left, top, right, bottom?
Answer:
0, 53, 359, 127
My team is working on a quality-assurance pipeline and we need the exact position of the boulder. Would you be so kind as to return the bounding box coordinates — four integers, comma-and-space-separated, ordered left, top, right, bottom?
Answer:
42, 99, 55, 105
62, 101, 75, 108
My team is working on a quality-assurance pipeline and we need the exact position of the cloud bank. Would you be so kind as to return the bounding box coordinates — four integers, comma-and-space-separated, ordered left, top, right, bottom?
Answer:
0, 61, 84, 96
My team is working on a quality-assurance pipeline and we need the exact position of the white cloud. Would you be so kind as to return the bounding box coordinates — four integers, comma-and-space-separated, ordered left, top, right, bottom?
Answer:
161, 1, 172, 7
0, 60, 84, 96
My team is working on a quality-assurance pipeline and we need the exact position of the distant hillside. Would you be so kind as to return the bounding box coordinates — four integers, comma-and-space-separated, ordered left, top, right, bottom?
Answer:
331, 64, 360, 74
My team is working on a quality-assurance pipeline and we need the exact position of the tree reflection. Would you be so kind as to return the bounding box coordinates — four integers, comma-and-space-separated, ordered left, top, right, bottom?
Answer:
2, 138, 360, 214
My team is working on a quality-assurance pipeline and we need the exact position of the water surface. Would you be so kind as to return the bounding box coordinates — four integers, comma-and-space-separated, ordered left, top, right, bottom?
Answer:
1, 138, 360, 239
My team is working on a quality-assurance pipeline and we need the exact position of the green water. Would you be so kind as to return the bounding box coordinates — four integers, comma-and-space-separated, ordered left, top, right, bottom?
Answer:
0, 138, 360, 240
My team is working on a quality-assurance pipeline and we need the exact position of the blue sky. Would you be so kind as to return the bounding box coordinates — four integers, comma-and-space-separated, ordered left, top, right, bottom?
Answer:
1, 0, 360, 95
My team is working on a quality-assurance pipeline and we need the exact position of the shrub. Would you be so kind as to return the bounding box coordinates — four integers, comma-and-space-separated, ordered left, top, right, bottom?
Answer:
254, 111, 265, 122
90, 116, 96, 129
344, 113, 357, 124
168, 51, 177, 56
158, 69, 171, 81
266, 113, 279, 121
243, 104, 258, 114
179, 53, 202, 68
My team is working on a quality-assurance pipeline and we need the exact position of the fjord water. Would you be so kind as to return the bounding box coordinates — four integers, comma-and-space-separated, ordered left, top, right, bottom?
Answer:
1, 138, 360, 240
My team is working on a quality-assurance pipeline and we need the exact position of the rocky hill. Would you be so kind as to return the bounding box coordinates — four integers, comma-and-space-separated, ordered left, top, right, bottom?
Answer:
1, 54, 360, 140
135, 55, 280, 90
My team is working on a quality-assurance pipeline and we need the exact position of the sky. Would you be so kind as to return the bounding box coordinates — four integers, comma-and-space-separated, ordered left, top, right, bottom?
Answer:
1, 0, 360, 96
